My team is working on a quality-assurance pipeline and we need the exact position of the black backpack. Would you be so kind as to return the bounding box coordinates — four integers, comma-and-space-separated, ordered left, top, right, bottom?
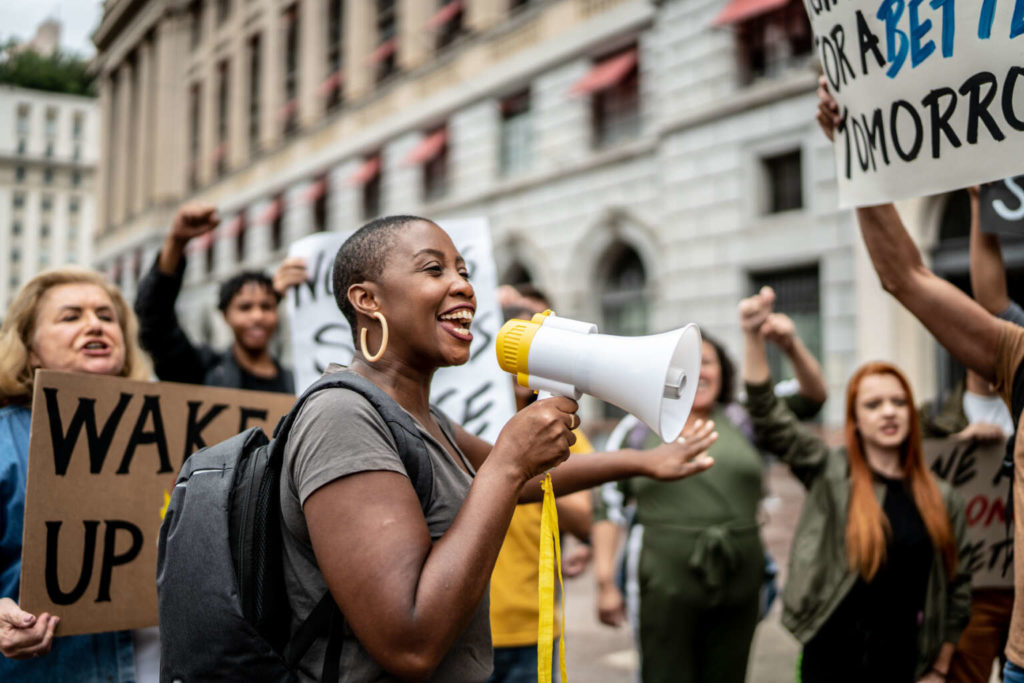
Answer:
157, 371, 435, 682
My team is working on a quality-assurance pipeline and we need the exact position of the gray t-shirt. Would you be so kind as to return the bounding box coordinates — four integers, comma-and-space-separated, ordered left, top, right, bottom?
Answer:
280, 373, 492, 682
1000, 299, 1024, 328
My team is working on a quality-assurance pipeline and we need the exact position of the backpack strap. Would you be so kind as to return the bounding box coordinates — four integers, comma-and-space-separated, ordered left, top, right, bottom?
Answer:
271, 370, 434, 507
272, 370, 437, 675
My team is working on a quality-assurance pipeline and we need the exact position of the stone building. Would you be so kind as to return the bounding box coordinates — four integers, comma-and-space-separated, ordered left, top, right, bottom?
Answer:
0, 84, 98, 310
91, 0, 984, 425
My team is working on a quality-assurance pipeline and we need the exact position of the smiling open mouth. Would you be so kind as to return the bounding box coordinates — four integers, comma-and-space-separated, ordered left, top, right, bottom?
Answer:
439, 309, 474, 337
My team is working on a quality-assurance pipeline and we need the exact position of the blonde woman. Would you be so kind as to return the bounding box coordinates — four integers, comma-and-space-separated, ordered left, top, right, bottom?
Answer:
0, 268, 151, 681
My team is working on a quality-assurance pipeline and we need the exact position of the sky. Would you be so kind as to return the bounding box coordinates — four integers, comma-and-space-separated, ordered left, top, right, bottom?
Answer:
0, 0, 104, 57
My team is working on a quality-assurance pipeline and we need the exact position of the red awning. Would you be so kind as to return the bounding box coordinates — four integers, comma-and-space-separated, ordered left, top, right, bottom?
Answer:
367, 39, 396, 65
302, 177, 328, 203
221, 215, 245, 237
712, 0, 790, 26
277, 99, 298, 122
427, 0, 463, 30
404, 129, 447, 166
349, 156, 381, 186
569, 49, 638, 96
185, 231, 215, 254
317, 70, 345, 97
258, 197, 284, 224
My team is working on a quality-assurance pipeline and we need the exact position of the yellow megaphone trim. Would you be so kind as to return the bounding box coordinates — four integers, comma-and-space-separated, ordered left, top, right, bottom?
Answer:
495, 310, 553, 388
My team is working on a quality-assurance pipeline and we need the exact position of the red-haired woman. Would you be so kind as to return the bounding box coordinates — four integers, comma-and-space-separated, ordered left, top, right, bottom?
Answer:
739, 293, 970, 683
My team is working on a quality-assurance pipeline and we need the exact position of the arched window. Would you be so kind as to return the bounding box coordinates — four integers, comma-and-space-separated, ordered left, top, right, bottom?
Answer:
600, 243, 648, 337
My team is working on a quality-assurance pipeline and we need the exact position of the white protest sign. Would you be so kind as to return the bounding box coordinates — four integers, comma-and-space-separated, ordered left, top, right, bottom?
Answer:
804, 0, 1024, 208
926, 437, 1013, 589
284, 219, 516, 444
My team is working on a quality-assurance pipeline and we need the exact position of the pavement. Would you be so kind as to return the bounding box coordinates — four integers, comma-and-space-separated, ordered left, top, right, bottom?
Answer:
559, 462, 805, 683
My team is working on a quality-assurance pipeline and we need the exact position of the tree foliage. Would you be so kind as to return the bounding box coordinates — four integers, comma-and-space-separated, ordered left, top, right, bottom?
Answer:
0, 44, 95, 97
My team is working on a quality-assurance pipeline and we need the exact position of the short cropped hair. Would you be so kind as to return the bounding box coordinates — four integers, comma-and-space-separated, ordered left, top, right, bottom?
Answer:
332, 215, 432, 329
217, 271, 279, 312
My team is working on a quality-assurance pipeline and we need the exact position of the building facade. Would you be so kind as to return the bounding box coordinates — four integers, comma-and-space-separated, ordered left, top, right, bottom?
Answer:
92, 0, 971, 426
0, 85, 99, 310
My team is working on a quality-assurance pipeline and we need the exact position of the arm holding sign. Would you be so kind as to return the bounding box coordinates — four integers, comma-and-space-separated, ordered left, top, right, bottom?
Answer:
0, 599, 57, 659
817, 82, 1003, 383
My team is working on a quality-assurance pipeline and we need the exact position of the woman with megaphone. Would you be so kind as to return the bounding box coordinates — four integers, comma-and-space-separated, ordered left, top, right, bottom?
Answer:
739, 289, 970, 683
276, 215, 717, 682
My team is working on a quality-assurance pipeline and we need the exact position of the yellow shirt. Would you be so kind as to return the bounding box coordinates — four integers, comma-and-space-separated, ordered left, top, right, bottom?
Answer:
489, 430, 593, 647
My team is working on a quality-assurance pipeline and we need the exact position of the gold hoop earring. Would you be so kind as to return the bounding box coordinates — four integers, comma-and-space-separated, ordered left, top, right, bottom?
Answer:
360, 311, 389, 362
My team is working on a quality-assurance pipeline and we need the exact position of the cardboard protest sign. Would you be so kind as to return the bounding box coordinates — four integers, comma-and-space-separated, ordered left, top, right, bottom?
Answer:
285, 219, 516, 444
980, 176, 1024, 235
804, 1, 1024, 208
20, 370, 295, 636
926, 437, 1012, 588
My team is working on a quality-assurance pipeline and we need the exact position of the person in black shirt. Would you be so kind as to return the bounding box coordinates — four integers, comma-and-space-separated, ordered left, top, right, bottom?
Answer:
134, 202, 299, 394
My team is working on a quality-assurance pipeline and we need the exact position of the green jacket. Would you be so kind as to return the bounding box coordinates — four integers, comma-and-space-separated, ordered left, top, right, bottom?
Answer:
745, 380, 972, 679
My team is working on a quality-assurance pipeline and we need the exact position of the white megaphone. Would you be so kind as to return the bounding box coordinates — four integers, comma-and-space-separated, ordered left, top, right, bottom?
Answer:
495, 311, 703, 442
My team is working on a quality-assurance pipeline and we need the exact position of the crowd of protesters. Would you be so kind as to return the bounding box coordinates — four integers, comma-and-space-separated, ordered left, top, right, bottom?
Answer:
0, 78, 1021, 683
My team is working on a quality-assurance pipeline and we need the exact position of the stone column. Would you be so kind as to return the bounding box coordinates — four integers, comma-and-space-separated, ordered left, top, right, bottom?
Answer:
153, 13, 187, 202
261, 8, 283, 150
328, 160, 360, 232
465, 0, 504, 33
299, 0, 326, 126
284, 181, 314, 245
96, 72, 114, 234
246, 200, 274, 268
111, 63, 131, 227
343, 0, 375, 100
229, 32, 248, 169
398, 0, 433, 72
133, 40, 153, 214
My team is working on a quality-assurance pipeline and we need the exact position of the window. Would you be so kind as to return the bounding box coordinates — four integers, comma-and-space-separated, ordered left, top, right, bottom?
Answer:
585, 48, 641, 149
45, 108, 57, 138
248, 34, 262, 154
189, 82, 202, 190
270, 196, 285, 251
14, 166, 25, 183
73, 144, 81, 161
499, 90, 532, 177
190, 1, 203, 48
282, 5, 300, 136
45, 142, 53, 158
43, 168, 54, 184
16, 104, 29, 136
41, 194, 53, 211
732, 0, 813, 84
72, 111, 84, 139
12, 221, 21, 236
375, 0, 398, 83
325, 0, 345, 112
312, 175, 329, 232
234, 214, 247, 263
12, 193, 24, 209
762, 149, 803, 213
71, 170, 81, 186
12, 248, 20, 263
420, 127, 449, 202
41, 224, 51, 239
216, 0, 230, 24
434, 0, 465, 51
216, 59, 230, 176
355, 153, 382, 220
749, 265, 822, 386
70, 197, 80, 213
39, 251, 50, 267
600, 242, 648, 417
17, 139, 26, 155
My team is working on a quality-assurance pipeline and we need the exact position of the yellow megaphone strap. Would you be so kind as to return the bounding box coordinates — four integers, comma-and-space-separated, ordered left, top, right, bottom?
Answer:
537, 473, 567, 683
